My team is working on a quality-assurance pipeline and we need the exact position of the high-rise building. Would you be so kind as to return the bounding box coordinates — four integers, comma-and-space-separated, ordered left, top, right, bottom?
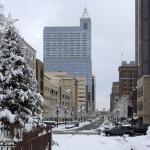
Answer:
135, 0, 150, 78
43, 8, 92, 112
137, 75, 150, 123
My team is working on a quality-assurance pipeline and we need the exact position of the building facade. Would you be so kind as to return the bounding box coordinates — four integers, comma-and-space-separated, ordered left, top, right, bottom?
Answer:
76, 77, 87, 113
110, 82, 119, 112
92, 75, 96, 112
43, 73, 71, 121
118, 61, 138, 114
135, 0, 150, 78
137, 75, 150, 123
118, 61, 138, 97
36, 59, 44, 96
46, 72, 78, 113
43, 8, 92, 112
22, 39, 36, 74
43, 74, 59, 119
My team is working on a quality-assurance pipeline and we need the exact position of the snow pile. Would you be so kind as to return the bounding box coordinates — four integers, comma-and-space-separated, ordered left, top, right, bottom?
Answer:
0, 109, 15, 123
53, 134, 131, 150
127, 135, 150, 150
146, 126, 150, 137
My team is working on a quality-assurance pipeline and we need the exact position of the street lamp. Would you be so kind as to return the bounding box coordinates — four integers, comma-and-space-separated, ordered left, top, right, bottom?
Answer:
56, 106, 59, 128
75, 112, 77, 121
116, 110, 120, 126
64, 107, 68, 126
70, 111, 73, 123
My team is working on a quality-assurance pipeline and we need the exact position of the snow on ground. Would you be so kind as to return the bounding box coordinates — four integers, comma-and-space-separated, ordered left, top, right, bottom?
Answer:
127, 135, 150, 150
52, 134, 131, 150
52, 134, 150, 150
52, 119, 150, 150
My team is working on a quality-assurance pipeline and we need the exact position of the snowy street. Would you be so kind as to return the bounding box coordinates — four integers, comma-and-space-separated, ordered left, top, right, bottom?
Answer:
52, 119, 150, 150
52, 134, 150, 150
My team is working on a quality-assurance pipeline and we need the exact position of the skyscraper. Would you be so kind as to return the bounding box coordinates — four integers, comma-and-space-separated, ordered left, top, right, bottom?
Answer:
43, 8, 92, 112
135, 0, 150, 78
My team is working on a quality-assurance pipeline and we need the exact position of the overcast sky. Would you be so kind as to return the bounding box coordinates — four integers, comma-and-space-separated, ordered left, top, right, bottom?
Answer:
1, 0, 135, 110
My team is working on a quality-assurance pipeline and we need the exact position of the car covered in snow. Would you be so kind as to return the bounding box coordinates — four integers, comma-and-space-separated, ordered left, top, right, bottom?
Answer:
43, 121, 56, 127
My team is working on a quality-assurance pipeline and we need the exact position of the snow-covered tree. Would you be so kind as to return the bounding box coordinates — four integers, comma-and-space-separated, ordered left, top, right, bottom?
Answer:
0, 24, 44, 128
0, 2, 6, 43
0, 3, 6, 28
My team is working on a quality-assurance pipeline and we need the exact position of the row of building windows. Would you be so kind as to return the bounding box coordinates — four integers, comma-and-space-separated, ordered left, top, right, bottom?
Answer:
45, 37, 87, 40
62, 101, 69, 106
44, 32, 87, 36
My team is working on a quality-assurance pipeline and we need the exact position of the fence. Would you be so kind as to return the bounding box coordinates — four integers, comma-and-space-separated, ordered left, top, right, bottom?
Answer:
0, 124, 52, 150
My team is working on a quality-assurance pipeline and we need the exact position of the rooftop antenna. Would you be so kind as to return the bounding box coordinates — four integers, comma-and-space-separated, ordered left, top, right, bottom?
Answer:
85, 1, 87, 9
121, 52, 124, 61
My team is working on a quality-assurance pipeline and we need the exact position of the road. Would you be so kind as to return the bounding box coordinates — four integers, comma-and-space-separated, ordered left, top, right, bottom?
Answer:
53, 118, 104, 135
75, 118, 103, 131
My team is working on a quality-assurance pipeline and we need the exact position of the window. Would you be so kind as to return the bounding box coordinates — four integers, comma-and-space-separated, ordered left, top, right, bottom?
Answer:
137, 87, 143, 97
83, 23, 88, 29
138, 102, 143, 111
143, 21, 149, 40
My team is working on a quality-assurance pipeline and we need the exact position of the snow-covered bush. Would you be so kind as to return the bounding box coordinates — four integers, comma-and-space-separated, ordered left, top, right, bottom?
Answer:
0, 23, 44, 129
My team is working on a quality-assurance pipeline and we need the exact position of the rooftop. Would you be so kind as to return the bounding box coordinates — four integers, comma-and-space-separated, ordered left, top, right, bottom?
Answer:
81, 8, 90, 19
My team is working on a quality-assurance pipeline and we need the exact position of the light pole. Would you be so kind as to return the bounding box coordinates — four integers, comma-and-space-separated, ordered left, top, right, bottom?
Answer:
56, 106, 59, 128
75, 112, 77, 121
64, 107, 68, 126
70, 111, 73, 123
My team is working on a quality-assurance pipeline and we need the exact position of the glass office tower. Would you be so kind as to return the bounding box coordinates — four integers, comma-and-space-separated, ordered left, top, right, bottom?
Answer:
43, 8, 92, 112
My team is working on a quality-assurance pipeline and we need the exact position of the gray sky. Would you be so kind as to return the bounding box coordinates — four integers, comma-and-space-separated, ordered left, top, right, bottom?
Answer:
1, 0, 135, 110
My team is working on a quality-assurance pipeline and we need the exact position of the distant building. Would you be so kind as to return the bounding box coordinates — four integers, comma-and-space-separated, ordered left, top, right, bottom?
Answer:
43, 8, 92, 112
92, 75, 96, 112
36, 59, 44, 96
76, 77, 87, 112
118, 61, 138, 114
46, 72, 78, 113
43, 73, 71, 121
43, 74, 59, 119
135, 0, 150, 78
110, 82, 119, 112
137, 75, 150, 124
118, 61, 137, 97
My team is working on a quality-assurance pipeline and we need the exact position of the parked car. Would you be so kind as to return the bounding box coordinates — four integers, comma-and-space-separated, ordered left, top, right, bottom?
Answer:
43, 121, 56, 127
73, 121, 79, 127
103, 126, 133, 136
65, 125, 76, 129
88, 119, 93, 122
104, 122, 113, 129
133, 124, 150, 135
